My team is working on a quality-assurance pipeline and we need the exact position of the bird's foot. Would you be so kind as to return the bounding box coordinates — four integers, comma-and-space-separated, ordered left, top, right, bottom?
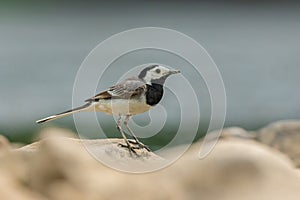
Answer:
128, 139, 151, 152
118, 142, 140, 156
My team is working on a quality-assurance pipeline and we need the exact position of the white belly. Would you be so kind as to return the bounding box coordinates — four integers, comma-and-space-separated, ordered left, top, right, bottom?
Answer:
94, 98, 152, 115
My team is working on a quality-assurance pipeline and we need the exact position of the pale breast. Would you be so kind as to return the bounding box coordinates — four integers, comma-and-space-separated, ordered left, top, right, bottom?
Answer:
94, 97, 152, 116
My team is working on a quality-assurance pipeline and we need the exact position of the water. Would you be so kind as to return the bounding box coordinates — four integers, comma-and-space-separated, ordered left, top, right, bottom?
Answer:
1, 1, 300, 141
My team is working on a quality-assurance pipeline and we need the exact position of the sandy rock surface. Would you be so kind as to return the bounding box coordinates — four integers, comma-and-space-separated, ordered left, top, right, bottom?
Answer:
0, 121, 299, 200
256, 120, 300, 167
217, 121, 300, 168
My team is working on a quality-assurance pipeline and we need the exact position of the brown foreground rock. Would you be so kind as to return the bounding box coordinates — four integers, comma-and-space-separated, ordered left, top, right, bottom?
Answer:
256, 120, 300, 167
0, 121, 300, 200
218, 121, 300, 168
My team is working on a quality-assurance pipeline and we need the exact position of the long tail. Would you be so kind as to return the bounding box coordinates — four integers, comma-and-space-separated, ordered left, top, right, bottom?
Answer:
36, 102, 92, 124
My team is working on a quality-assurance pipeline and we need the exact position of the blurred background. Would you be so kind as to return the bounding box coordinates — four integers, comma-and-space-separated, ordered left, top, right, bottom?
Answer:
1, 0, 300, 145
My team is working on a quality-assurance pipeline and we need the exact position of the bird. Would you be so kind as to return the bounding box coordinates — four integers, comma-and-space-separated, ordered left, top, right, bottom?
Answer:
36, 65, 180, 154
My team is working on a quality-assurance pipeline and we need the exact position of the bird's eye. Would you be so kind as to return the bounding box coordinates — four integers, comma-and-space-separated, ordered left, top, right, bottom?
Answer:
155, 69, 161, 73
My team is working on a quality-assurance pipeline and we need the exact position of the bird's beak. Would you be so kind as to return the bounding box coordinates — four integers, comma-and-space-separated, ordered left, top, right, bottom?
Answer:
169, 70, 181, 74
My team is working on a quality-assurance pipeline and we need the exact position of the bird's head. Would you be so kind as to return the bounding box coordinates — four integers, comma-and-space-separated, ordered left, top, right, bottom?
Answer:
138, 65, 180, 85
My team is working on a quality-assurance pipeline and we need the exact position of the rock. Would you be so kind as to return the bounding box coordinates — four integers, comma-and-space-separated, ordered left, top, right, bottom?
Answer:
18, 137, 164, 172
37, 127, 78, 139
216, 121, 300, 168
256, 120, 300, 167
1, 121, 300, 200
218, 127, 257, 139
0, 135, 11, 151
166, 139, 300, 200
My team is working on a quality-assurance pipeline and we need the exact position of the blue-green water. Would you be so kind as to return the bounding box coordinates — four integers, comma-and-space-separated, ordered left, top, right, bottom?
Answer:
1, 1, 300, 143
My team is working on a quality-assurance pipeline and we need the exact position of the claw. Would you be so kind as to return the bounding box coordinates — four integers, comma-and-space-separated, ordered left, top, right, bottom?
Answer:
128, 139, 151, 152
118, 142, 139, 156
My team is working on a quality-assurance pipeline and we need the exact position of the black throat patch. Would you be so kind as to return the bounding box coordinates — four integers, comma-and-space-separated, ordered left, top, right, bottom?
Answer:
145, 83, 164, 106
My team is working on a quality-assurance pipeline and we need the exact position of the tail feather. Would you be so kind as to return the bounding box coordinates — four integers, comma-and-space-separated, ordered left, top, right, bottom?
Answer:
36, 102, 92, 124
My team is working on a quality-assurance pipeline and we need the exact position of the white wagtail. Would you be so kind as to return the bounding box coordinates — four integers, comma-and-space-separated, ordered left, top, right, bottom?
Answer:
37, 65, 180, 154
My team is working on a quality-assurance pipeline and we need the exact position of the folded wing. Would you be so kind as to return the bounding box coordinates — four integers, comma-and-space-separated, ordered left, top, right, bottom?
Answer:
85, 77, 146, 102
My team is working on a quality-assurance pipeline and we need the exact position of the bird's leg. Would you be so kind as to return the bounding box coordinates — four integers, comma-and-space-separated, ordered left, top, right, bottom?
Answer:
116, 115, 138, 155
124, 115, 151, 152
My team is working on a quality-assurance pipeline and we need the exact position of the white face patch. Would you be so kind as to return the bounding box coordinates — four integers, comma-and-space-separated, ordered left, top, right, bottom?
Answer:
143, 65, 171, 84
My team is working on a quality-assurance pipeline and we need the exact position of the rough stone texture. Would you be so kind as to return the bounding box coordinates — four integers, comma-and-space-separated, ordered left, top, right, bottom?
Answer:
18, 137, 164, 172
217, 121, 300, 168
0, 121, 299, 200
256, 120, 300, 168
